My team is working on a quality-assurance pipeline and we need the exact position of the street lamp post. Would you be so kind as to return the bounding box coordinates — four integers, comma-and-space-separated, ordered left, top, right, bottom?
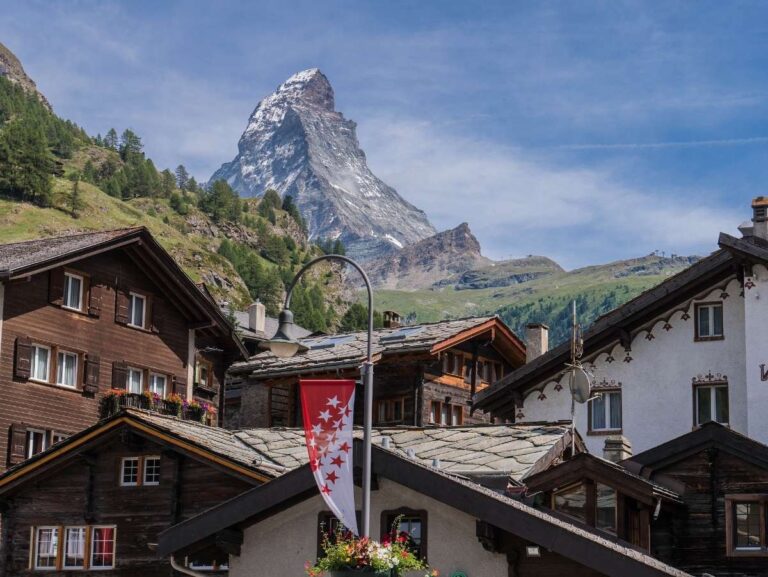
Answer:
266, 254, 375, 538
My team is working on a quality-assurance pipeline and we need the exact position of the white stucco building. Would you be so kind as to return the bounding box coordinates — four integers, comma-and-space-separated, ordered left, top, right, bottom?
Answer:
475, 198, 768, 457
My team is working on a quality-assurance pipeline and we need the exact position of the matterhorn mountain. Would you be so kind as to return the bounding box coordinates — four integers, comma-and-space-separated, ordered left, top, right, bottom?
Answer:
210, 69, 436, 260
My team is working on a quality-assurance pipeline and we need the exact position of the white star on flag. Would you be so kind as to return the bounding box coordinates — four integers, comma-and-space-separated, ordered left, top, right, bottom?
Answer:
327, 396, 341, 408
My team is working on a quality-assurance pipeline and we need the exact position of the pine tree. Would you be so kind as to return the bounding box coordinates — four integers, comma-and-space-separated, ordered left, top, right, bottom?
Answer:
119, 129, 143, 162
175, 165, 189, 191
186, 176, 198, 195
104, 128, 118, 150
160, 169, 176, 198
68, 172, 82, 218
0, 118, 54, 206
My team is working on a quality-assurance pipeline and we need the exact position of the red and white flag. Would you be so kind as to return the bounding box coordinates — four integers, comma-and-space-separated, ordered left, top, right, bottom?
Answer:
300, 379, 358, 535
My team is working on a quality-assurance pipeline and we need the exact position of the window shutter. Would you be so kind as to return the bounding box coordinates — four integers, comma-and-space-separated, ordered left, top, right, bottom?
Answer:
14, 336, 32, 379
88, 283, 102, 318
48, 268, 65, 306
111, 361, 127, 389
151, 297, 164, 333
115, 288, 130, 325
85, 354, 101, 391
9, 423, 27, 465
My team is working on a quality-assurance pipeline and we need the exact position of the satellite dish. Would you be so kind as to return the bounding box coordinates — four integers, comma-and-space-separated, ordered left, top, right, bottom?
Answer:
569, 367, 591, 404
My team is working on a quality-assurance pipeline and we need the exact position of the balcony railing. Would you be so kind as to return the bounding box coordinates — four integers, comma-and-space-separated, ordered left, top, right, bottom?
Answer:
100, 391, 216, 424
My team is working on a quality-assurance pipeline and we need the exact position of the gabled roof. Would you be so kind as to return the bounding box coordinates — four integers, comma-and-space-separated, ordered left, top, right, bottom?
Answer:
229, 315, 525, 377
624, 421, 768, 477
525, 452, 683, 506
0, 409, 278, 493
235, 423, 578, 482
0, 227, 246, 357
474, 243, 741, 416
157, 440, 692, 577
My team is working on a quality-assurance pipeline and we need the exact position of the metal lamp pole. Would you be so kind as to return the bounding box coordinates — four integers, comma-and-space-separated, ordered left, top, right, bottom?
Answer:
268, 254, 374, 538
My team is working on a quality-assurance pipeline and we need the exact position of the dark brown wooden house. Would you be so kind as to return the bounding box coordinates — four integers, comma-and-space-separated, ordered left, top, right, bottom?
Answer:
225, 316, 526, 429
0, 408, 278, 576
0, 227, 246, 470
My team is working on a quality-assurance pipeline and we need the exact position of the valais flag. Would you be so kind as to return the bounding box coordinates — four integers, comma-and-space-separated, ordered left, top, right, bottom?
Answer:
300, 379, 358, 535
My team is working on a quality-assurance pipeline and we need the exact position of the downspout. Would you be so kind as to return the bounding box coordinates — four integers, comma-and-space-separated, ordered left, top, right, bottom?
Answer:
170, 555, 208, 577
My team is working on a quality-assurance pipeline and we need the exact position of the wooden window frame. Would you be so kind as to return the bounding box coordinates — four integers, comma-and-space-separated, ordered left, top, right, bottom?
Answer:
380, 508, 428, 560
33, 526, 60, 571
62, 526, 87, 570
429, 401, 462, 426
128, 292, 147, 330
725, 495, 768, 557
26, 428, 48, 459
120, 457, 140, 487
143, 455, 161, 486
694, 301, 725, 342
693, 381, 729, 428
196, 356, 213, 389
62, 272, 85, 313
26, 339, 86, 391
374, 397, 405, 425
89, 525, 117, 570
587, 388, 623, 435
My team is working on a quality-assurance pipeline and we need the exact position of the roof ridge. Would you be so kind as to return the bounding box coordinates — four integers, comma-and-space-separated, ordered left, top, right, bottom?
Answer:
0, 226, 145, 248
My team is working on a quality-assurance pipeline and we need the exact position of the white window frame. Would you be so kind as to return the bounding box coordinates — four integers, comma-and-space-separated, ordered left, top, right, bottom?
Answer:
56, 350, 79, 389
126, 367, 143, 395
51, 432, 68, 445
128, 292, 146, 329
590, 390, 623, 432
696, 302, 724, 339
26, 428, 48, 459
30, 344, 51, 383
149, 373, 167, 397
62, 272, 84, 312
695, 383, 729, 426
89, 525, 117, 570
34, 526, 59, 570
120, 457, 140, 487
62, 526, 86, 570
143, 455, 161, 486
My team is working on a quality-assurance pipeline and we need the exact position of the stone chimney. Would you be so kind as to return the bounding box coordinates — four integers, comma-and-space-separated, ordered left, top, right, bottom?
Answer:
525, 323, 549, 363
383, 310, 401, 329
603, 436, 632, 463
752, 197, 768, 240
247, 300, 266, 333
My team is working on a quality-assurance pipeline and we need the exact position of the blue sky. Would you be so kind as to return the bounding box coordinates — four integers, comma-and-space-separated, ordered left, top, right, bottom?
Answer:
2, 0, 767, 268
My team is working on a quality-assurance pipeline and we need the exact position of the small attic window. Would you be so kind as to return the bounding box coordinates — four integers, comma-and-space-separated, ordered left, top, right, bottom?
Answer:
381, 326, 424, 342
307, 335, 355, 350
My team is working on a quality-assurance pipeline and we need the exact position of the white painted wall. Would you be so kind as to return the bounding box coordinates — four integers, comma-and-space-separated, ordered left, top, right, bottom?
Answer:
519, 278, 748, 455
230, 478, 508, 577
743, 264, 768, 442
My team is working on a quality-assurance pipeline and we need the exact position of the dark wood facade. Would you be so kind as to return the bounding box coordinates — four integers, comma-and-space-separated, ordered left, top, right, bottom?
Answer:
0, 229, 244, 471
0, 413, 268, 576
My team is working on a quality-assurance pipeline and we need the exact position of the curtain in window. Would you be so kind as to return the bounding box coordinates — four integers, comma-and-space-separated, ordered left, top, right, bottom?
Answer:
698, 306, 710, 336
713, 306, 724, 336
128, 370, 142, 394
608, 392, 621, 429
92, 527, 115, 567
592, 395, 606, 429
65, 528, 85, 566
58, 353, 76, 386
36, 528, 58, 567
33, 347, 49, 380
715, 386, 729, 423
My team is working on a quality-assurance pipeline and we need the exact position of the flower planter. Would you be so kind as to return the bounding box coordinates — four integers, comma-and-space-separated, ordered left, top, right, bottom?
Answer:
329, 571, 391, 577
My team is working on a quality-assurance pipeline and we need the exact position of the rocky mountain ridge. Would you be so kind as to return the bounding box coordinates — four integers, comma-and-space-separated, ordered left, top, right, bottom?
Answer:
0, 42, 50, 110
210, 68, 436, 261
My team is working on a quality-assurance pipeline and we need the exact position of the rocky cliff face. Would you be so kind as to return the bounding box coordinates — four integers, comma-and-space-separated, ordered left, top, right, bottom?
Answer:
364, 223, 493, 290
0, 42, 51, 110
210, 69, 436, 260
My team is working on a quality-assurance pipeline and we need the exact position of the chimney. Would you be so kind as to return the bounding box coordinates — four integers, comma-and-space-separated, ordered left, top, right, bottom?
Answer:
751, 197, 768, 240
603, 436, 632, 463
525, 323, 549, 363
383, 310, 401, 329
247, 300, 266, 333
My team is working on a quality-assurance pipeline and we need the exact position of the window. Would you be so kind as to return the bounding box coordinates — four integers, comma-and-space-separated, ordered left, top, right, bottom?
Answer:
63, 527, 86, 569
149, 373, 166, 397
590, 390, 622, 433
127, 367, 143, 394
26, 429, 48, 458
451, 405, 463, 426
429, 401, 462, 425
34, 526, 59, 569
726, 495, 768, 556
90, 526, 116, 569
62, 273, 83, 311
51, 432, 68, 445
552, 483, 588, 523
31, 344, 50, 382
595, 483, 617, 534
121, 457, 139, 486
382, 509, 427, 560
375, 398, 404, 425
695, 383, 729, 426
128, 292, 146, 328
695, 302, 724, 340
196, 359, 212, 388
56, 351, 78, 388
143, 456, 161, 485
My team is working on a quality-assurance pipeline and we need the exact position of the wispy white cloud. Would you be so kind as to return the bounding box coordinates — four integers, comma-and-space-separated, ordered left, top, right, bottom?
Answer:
552, 137, 768, 150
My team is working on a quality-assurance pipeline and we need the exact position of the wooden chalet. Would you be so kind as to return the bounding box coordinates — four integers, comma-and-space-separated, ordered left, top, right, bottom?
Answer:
226, 316, 526, 429
157, 438, 692, 577
0, 228, 245, 470
0, 409, 278, 576
523, 422, 768, 577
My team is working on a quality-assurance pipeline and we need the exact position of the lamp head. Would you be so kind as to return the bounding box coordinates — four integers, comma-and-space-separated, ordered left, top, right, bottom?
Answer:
267, 308, 308, 358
